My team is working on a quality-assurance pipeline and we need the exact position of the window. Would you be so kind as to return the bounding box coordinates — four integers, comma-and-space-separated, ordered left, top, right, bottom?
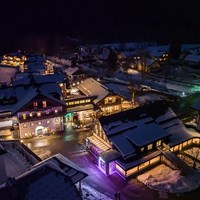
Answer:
55, 109, 58, 114
33, 102, 38, 107
37, 112, 41, 117
141, 147, 145, 152
23, 113, 26, 120
30, 122, 34, 127
42, 101, 47, 108
23, 123, 27, 128
55, 118, 59, 123
38, 121, 41, 125
30, 112, 33, 118
147, 144, 153, 150
46, 110, 50, 115
47, 120, 50, 124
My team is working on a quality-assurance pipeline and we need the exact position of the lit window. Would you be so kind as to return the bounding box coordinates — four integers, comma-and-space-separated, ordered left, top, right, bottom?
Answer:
55, 109, 58, 114
30, 112, 33, 117
30, 122, 34, 127
46, 110, 50, 115
33, 102, 38, 107
55, 118, 59, 123
23, 123, 27, 128
38, 121, 41, 125
23, 114, 26, 120
147, 144, 153, 150
141, 147, 145, 152
42, 101, 47, 108
47, 120, 50, 124
37, 112, 41, 117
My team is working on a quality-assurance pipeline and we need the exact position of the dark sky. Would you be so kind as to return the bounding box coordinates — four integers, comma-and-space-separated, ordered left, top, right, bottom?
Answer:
0, 0, 200, 54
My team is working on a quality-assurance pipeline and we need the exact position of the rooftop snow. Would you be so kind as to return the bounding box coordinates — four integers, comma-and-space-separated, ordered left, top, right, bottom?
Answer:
77, 78, 109, 104
184, 54, 200, 63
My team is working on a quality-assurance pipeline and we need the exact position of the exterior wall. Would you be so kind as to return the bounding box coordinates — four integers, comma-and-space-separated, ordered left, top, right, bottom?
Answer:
116, 155, 161, 178
99, 95, 123, 115
19, 116, 63, 138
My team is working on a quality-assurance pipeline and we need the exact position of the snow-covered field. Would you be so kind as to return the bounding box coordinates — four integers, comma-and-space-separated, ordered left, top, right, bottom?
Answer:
137, 164, 200, 194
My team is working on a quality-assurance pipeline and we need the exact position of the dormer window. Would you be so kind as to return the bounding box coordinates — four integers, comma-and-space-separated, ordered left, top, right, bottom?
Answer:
33, 102, 38, 107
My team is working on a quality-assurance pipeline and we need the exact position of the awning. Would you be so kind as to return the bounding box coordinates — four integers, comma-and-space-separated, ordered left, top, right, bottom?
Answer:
87, 135, 110, 152
99, 149, 121, 163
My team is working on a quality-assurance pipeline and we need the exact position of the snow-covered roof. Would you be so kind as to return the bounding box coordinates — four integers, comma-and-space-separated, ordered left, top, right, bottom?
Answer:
103, 82, 132, 101
184, 54, 200, 63
0, 164, 82, 200
149, 50, 166, 58
77, 78, 109, 104
145, 45, 169, 53
64, 66, 79, 76
31, 154, 88, 184
0, 65, 18, 85
99, 101, 200, 159
0, 140, 40, 185
145, 58, 156, 66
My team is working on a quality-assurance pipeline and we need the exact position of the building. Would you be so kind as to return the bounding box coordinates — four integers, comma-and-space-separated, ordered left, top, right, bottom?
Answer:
0, 140, 41, 185
0, 141, 87, 200
0, 77, 66, 139
86, 101, 200, 178
77, 78, 132, 116
1, 52, 26, 71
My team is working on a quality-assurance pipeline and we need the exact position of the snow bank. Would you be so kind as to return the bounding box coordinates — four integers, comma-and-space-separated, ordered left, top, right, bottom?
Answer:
137, 164, 200, 194
81, 182, 113, 200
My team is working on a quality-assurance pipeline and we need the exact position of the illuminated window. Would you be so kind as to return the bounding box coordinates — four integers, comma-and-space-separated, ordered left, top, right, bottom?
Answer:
42, 101, 47, 108
156, 140, 161, 147
30, 122, 34, 127
37, 112, 41, 117
23, 123, 27, 128
86, 99, 90, 103
141, 147, 145, 152
47, 120, 50, 124
33, 102, 38, 107
23, 114, 26, 120
55, 109, 58, 114
55, 118, 59, 123
30, 112, 33, 117
147, 144, 153, 150
46, 110, 50, 115
107, 97, 113, 103
38, 121, 41, 125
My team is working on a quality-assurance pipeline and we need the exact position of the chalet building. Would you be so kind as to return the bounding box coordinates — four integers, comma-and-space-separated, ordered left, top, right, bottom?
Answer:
137, 58, 160, 72
86, 101, 200, 178
191, 98, 200, 131
148, 50, 169, 62
0, 141, 87, 199
65, 94, 97, 126
0, 80, 66, 139
1, 52, 26, 71
77, 78, 132, 116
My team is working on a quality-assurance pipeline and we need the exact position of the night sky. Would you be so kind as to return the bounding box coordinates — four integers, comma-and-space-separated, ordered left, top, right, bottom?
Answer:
0, 0, 200, 54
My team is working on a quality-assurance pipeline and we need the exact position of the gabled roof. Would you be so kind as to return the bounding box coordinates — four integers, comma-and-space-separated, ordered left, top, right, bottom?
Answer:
0, 164, 82, 200
184, 54, 200, 63
12, 87, 65, 115
77, 78, 109, 104
31, 154, 88, 184
103, 82, 132, 101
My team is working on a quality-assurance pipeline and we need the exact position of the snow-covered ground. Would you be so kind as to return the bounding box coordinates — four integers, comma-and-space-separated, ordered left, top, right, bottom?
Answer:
137, 164, 200, 194
81, 182, 113, 200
